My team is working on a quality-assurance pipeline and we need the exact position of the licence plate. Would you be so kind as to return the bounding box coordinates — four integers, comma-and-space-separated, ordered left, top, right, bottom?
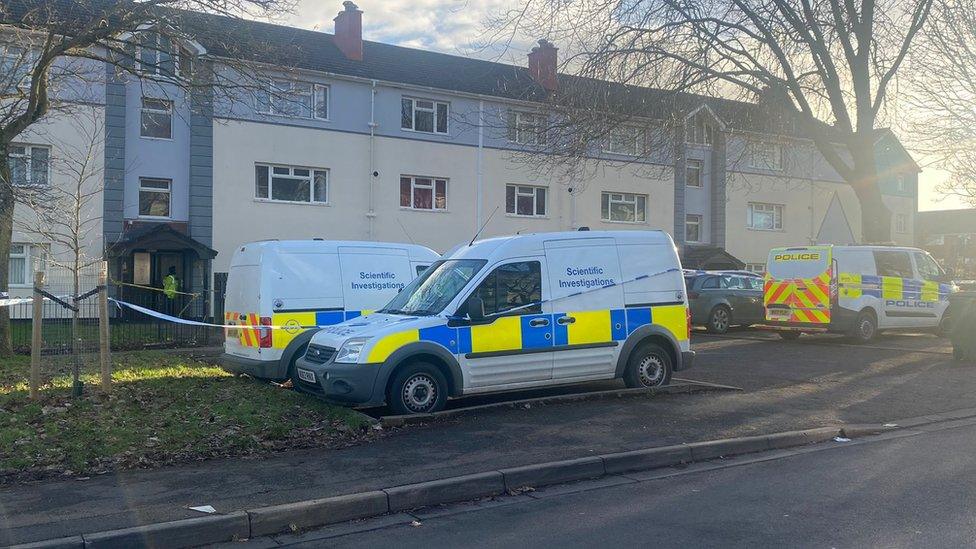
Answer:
767, 309, 791, 321
297, 368, 317, 384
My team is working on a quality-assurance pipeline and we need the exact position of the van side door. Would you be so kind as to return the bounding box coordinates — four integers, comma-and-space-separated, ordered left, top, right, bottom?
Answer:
873, 249, 918, 328
457, 258, 553, 389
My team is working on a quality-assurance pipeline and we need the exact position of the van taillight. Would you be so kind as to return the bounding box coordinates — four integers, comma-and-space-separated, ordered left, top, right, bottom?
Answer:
259, 316, 273, 348
686, 308, 692, 340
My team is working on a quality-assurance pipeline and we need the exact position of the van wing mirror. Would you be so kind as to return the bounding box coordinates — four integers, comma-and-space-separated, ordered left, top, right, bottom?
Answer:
466, 296, 485, 322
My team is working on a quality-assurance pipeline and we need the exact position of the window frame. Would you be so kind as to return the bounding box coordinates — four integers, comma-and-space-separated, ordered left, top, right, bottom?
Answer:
258, 79, 330, 121
874, 250, 915, 279
254, 164, 330, 205
686, 159, 703, 188
138, 177, 173, 219
140, 97, 174, 140
686, 113, 716, 146
746, 263, 767, 274
400, 175, 448, 211
8, 243, 30, 287
749, 141, 784, 171
894, 213, 908, 234
747, 202, 784, 231
508, 110, 547, 146
467, 260, 543, 319
401, 97, 450, 135
135, 31, 192, 79
505, 184, 547, 217
605, 125, 644, 156
7, 143, 50, 187
601, 191, 647, 224
685, 214, 703, 243
913, 251, 944, 282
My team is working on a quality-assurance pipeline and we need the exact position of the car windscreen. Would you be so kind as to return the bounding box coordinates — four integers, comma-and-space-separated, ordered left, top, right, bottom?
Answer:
378, 259, 486, 316
767, 249, 830, 280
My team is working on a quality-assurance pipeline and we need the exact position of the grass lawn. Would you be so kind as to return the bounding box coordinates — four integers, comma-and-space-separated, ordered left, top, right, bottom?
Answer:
0, 351, 374, 483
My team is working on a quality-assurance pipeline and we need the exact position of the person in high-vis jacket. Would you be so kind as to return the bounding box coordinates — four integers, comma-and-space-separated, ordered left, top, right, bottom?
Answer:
163, 267, 180, 314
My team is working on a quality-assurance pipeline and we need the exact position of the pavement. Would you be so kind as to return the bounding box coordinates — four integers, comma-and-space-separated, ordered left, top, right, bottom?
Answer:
0, 330, 963, 546
301, 416, 976, 548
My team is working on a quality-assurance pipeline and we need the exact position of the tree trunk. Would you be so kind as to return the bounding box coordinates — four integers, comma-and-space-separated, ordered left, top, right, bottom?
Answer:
0, 151, 14, 357
848, 137, 892, 244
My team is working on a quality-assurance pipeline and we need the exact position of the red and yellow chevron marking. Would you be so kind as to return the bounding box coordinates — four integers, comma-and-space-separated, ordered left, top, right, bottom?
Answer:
764, 270, 832, 324
225, 311, 261, 347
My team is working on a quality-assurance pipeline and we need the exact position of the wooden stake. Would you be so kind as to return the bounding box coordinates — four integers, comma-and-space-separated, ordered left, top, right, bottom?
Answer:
98, 261, 112, 394
30, 271, 44, 400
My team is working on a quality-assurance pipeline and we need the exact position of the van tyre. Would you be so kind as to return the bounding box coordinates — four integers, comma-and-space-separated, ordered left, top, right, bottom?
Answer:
623, 343, 673, 389
707, 306, 731, 334
389, 362, 448, 415
849, 311, 878, 343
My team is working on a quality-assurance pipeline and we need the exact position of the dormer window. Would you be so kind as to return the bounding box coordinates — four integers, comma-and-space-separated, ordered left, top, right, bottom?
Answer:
686, 111, 716, 145
135, 30, 192, 78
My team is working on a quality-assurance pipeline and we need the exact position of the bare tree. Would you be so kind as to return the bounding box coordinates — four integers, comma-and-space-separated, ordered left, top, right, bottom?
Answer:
908, 0, 976, 205
489, 0, 933, 241
0, 0, 297, 356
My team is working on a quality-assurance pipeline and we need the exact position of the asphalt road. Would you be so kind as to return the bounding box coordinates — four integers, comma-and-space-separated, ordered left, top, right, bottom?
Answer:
0, 330, 962, 545
303, 420, 976, 549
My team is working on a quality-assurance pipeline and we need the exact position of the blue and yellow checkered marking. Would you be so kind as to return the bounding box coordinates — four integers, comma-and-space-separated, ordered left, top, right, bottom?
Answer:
363, 305, 689, 363
271, 309, 366, 349
839, 274, 951, 302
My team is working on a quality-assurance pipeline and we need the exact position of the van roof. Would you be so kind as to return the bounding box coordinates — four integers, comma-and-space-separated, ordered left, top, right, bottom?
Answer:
771, 244, 927, 254
445, 230, 674, 262
231, 240, 440, 266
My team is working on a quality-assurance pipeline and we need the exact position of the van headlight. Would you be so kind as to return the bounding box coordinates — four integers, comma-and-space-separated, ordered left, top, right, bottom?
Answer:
334, 338, 369, 364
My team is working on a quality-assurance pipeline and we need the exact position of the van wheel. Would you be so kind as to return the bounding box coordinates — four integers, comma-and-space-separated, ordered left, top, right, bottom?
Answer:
707, 306, 731, 334
779, 331, 802, 341
388, 362, 448, 415
849, 311, 877, 343
623, 343, 673, 389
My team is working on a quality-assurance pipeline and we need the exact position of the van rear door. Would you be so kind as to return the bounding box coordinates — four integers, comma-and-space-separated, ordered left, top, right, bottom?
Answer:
225, 253, 264, 360
765, 246, 833, 325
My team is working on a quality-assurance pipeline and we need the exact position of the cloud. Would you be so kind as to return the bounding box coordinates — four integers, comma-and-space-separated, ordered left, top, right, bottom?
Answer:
289, 0, 532, 64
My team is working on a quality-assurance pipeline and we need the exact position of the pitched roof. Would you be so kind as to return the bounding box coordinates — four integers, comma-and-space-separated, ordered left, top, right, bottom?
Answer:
917, 209, 976, 236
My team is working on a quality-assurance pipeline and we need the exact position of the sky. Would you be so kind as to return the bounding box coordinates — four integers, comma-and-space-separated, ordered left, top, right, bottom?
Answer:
287, 0, 968, 213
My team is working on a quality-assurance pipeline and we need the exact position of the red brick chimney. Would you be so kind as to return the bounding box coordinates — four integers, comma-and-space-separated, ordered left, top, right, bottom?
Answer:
334, 1, 363, 61
527, 39, 558, 92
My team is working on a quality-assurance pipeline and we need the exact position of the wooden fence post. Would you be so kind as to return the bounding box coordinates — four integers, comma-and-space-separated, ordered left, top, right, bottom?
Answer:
98, 261, 111, 394
30, 271, 44, 400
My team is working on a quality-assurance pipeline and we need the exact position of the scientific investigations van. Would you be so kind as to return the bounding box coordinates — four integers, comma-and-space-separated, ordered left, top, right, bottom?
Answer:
763, 245, 954, 342
221, 240, 439, 381
294, 230, 694, 414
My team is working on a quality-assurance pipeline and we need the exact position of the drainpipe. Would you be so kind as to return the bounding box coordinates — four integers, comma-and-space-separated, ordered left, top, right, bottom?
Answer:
367, 79, 378, 239
476, 99, 484, 230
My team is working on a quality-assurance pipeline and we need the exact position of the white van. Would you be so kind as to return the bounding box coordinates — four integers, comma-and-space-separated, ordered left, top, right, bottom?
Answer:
221, 240, 439, 381
763, 245, 954, 342
294, 230, 694, 414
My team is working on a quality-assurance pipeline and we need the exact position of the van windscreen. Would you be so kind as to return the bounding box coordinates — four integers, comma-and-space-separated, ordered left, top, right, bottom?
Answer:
767, 249, 830, 280
378, 259, 486, 316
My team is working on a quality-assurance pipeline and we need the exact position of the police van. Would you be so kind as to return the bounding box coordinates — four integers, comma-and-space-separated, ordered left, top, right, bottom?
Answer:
763, 245, 954, 342
294, 230, 694, 414
221, 240, 439, 381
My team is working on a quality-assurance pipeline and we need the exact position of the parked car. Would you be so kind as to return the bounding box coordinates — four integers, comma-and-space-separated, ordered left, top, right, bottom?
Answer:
295, 230, 694, 414
221, 240, 439, 381
685, 271, 765, 334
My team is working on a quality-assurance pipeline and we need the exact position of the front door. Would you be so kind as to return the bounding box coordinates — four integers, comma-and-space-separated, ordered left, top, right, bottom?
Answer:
459, 259, 553, 390
154, 252, 185, 315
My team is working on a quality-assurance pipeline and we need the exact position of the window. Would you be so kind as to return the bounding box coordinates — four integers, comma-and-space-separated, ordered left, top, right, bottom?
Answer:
894, 213, 908, 234
400, 176, 447, 211
140, 98, 173, 139
914, 252, 944, 281
506, 185, 547, 217
606, 125, 643, 156
469, 261, 542, 316
749, 141, 783, 170
747, 202, 783, 231
895, 174, 912, 193
746, 263, 766, 274
8, 144, 49, 186
602, 192, 647, 223
0, 46, 31, 91
507, 111, 547, 145
874, 250, 914, 279
401, 97, 449, 134
258, 80, 328, 120
701, 276, 720, 290
139, 178, 172, 217
686, 112, 715, 145
686, 159, 703, 187
255, 164, 328, 204
9, 244, 28, 286
686, 214, 702, 243
136, 31, 191, 78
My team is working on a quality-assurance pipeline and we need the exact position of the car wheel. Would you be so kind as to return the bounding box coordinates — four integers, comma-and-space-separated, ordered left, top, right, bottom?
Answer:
623, 343, 673, 389
388, 362, 448, 415
284, 342, 310, 385
778, 331, 802, 341
707, 306, 732, 334
938, 312, 951, 339
849, 311, 878, 343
